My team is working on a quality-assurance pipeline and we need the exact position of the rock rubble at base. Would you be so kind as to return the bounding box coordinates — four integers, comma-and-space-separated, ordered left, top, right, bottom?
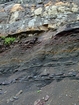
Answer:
0, 1, 79, 36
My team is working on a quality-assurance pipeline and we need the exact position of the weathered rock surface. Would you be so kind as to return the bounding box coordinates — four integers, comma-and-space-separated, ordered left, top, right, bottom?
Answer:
0, 25, 79, 105
0, 0, 79, 36
0, 1, 79, 105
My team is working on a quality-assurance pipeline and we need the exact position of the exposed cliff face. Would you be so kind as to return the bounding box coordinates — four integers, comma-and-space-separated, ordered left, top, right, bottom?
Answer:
0, 26, 79, 105
0, 0, 79, 36
0, 1, 79, 105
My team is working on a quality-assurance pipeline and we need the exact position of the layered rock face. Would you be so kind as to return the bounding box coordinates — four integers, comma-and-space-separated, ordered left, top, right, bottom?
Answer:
0, 0, 79, 36
0, 1, 79, 105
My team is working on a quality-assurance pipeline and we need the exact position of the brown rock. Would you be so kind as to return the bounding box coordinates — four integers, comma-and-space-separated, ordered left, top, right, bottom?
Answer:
10, 4, 24, 13
34, 99, 45, 105
48, 24, 57, 30
0, 6, 4, 12
44, 1, 52, 7
31, 7, 35, 12
55, 2, 65, 6
0, 8, 4, 12
39, 26, 48, 31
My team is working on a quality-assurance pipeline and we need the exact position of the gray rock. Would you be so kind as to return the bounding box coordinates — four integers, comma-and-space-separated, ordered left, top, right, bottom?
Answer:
0, 12, 8, 23
9, 11, 25, 23
0, 0, 10, 4
49, 74, 55, 78
4, 3, 14, 12
36, 0, 44, 4
67, 71, 77, 77
55, 72, 64, 76
34, 7, 42, 16
47, 5, 58, 15
71, 4, 79, 12
75, 73, 79, 79
28, 18, 36, 27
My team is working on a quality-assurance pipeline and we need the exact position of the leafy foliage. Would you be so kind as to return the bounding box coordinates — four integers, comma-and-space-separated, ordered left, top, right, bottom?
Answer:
4, 37, 16, 45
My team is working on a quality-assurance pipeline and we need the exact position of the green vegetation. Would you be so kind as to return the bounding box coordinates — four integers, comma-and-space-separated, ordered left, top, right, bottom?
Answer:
4, 37, 16, 45
1, 36, 6, 40
0, 36, 16, 45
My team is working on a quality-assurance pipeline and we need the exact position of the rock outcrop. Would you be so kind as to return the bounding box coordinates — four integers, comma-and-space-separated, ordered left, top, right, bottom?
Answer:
0, 0, 79, 36
1, 1, 79, 105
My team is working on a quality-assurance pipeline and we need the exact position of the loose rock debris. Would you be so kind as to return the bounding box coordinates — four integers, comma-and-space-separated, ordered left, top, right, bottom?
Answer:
7, 90, 23, 103
34, 95, 49, 105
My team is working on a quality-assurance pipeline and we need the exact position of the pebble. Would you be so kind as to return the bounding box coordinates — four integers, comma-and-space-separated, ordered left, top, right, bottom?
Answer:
34, 99, 45, 105
16, 90, 23, 96
34, 95, 49, 105
69, 95, 72, 98
13, 96, 18, 100
44, 95, 49, 101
